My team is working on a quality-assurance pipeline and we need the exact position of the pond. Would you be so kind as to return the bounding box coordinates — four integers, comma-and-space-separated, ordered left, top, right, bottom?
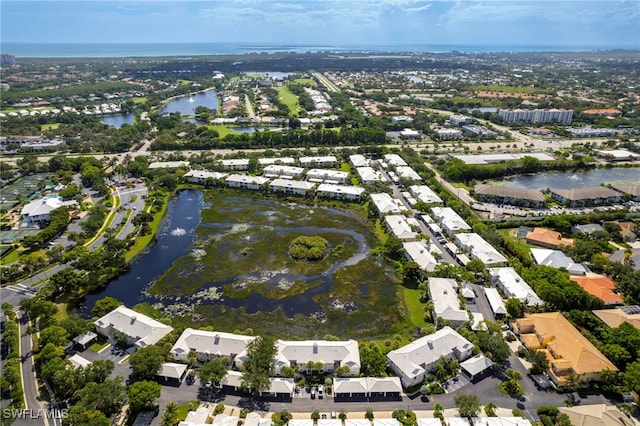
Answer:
230, 127, 257, 133
491, 167, 640, 190
77, 190, 404, 339
100, 113, 134, 128
159, 89, 219, 116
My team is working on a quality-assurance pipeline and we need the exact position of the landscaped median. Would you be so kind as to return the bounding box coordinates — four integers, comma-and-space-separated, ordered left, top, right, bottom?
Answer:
125, 191, 170, 261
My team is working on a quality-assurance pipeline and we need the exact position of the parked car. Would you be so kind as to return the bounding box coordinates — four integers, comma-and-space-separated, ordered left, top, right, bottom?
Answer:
318, 385, 324, 399
311, 387, 316, 399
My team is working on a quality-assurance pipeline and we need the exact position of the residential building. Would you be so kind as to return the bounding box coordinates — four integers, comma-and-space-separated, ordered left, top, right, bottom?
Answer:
395, 166, 422, 181
157, 362, 188, 384
356, 167, 386, 184
430, 207, 471, 236
611, 183, 640, 202
184, 170, 227, 184
582, 109, 622, 118
20, 196, 76, 224
170, 328, 254, 364
220, 159, 250, 171
455, 233, 508, 266
371, 193, 407, 215
428, 277, 470, 327
461, 355, 494, 383
530, 248, 586, 275
269, 179, 316, 196
596, 149, 640, 162
488, 267, 543, 306
299, 156, 337, 168
403, 241, 438, 272
593, 306, 640, 329
262, 165, 304, 179
149, 161, 190, 169
498, 108, 573, 124
94, 306, 173, 349
273, 339, 360, 376
559, 404, 634, 426
383, 154, 407, 167
315, 184, 365, 202
349, 154, 371, 168
391, 115, 413, 124
473, 184, 545, 208
571, 224, 604, 235
258, 157, 296, 166
449, 152, 555, 165
484, 287, 507, 318
525, 228, 574, 249
306, 169, 349, 184
386, 326, 474, 387
225, 174, 269, 190
514, 312, 617, 384
569, 276, 623, 305
462, 125, 497, 139
409, 185, 442, 205
470, 418, 532, 426
384, 215, 417, 240
435, 128, 463, 140
333, 377, 402, 398
551, 187, 621, 207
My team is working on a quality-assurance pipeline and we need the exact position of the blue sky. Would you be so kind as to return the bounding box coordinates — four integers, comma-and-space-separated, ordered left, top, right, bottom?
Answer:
2, 0, 638, 47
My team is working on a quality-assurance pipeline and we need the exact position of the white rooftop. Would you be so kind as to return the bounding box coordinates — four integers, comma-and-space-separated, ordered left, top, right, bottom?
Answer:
258, 157, 296, 165
316, 183, 365, 197
356, 166, 386, 183
409, 185, 443, 204
488, 267, 543, 306
395, 166, 422, 181
69, 354, 91, 369
403, 241, 438, 271
431, 207, 471, 234
450, 152, 555, 165
225, 174, 270, 186
262, 164, 304, 176
149, 161, 189, 169
94, 305, 173, 348
383, 154, 408, 167
384, 215, 417, 240
158, 362, 188, 379
184, 170, 227, 180
170, 328, 254, 360
269, 179, 316, 191
275, 339, 360, 373
371, 193, 407, 215
484, 287, 508, 316
306, 169, 349, 181
455, 233, 507, 266
349, 154, 371, 168
428, 277, 470, 323
530, 248, 587, 275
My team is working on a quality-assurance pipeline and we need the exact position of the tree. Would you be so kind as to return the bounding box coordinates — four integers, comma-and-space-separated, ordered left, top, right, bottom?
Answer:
129, 345, 167, 381
454, 393, 481, 417
624, 360, 640, 394
335, 365, 351, 377
505, 298, 526, 319
311, 409, 320, 422
92, 297, 122, 318
198, 358, 228, 386
384, 237, 404, 261
484, 402, 497, 417
241, 336, 277, 396
128, 381, 161, 412
599, 369, 618, 385
161, 402, 180, 426
73, 378, 126, 417
433, 404, 444, 420
38, 325, 69, 348
339, 409, 348, 421
365, 407, 374, 421
528, 350, 549, 375
564, 371, 580, 393
601, 344, 631, 369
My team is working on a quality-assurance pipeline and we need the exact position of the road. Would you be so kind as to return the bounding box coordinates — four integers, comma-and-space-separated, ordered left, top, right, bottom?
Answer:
245, 94, 255, 120
18, 312, 46, 426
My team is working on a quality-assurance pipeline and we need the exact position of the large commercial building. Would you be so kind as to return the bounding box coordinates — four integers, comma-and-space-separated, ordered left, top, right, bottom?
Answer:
498, 109, 573, 124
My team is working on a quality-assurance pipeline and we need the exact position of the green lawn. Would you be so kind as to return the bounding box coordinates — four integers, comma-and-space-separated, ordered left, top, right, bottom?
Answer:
276, 86, 299, 115
133, 97, 147, 104
293, 78, 317, 87
208, 125, 234, 138
0, 248, 21, 265
41, 123, 60, 131
402, 287, 428, 328
176, 401, 200, 422
177, 79, 193, 86
125, 193, 169, 261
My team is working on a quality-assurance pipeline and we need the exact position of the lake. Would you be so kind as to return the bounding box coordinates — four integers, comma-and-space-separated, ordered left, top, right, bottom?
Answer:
100, 113, 134, 128
159, 89, 218, 116
493, 167, 640, 190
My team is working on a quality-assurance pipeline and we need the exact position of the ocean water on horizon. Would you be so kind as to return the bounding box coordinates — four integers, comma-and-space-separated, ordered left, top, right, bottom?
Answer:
2, 42, 634, 58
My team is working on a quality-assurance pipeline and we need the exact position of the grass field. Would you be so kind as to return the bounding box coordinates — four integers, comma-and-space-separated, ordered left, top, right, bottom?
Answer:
276, 86, 299, 115
293, 78, 317, 87
402, 287, 428, 328
133, 97, 147, 104
0, 248, 21, 265
207, 125, 234, 138
41, 123, 60, 131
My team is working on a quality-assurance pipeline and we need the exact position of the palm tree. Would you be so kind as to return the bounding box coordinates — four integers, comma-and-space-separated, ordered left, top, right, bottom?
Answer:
564, 371, 580, 393
311, 409, 320, 423
433, 404, 444, 420
484, 402, 497, 417
435, 363, 448, 382
600, 369, 618, 385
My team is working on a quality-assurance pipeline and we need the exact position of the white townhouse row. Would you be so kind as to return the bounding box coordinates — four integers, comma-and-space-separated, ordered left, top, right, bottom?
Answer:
170, 328, 254, 365
262, 165, 304, 179
299, 156, 338, 168
383, 154, 408, 167
349, 154, 372, 168
370, 193, 407, 215
356, 167, 387, 185
403, 241, 438, 272
409, 185, 442, 205
386, 326, 474, 387
226, 174, 270, 190
269, 179, 316, 196
258, 157, 296, 166
306, 169, 349, 184
94, 306, 173, 349
395, 166, 422, 181
454, 233, 508, 266
184, 170, 228, 184
488, 267, 543, 306
430, 207, 472, 236
316, 184, 366, 202
428, 277, 470, 327
384, 215, 417, 240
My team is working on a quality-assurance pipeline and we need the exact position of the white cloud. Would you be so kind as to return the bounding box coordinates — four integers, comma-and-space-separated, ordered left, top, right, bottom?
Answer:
271, 2, 305, 9
405, 4, 431, 12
